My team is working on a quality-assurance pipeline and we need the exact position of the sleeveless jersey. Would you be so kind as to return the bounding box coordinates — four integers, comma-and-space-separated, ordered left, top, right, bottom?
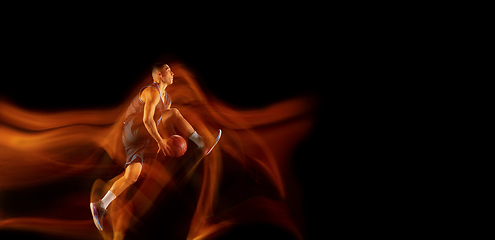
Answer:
121, 82, 172, 166
123, 82, 172, 127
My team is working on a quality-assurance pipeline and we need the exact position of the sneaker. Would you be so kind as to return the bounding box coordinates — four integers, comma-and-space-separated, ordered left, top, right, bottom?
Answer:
203, 129, 222, 156
90, 199, 106, 231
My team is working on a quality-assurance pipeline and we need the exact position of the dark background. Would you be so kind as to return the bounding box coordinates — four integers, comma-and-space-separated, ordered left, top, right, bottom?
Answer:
0, 11, 329, 239
0, 14, 327, 111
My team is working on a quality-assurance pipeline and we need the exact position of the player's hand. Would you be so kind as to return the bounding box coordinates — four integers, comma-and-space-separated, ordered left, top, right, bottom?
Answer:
157, 139, 172, 156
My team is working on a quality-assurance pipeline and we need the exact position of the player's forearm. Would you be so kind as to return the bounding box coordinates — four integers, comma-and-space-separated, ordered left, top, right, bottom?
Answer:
144, 119, 163, 144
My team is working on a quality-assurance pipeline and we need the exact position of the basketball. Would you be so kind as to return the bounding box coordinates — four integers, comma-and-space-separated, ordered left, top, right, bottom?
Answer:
167, 135, 187, 157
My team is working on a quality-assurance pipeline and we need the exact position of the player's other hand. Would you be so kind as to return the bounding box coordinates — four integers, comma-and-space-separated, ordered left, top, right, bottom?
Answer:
157, 139, 172, 156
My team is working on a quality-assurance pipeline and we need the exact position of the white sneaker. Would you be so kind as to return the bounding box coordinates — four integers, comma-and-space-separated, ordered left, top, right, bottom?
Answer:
203, 129, 222, 155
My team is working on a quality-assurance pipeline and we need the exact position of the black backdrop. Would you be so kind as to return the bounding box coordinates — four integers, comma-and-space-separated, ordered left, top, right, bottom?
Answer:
0, 17, 328, 239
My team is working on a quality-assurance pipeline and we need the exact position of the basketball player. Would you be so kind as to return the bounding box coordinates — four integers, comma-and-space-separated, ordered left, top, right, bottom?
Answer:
90, 63, 221, 230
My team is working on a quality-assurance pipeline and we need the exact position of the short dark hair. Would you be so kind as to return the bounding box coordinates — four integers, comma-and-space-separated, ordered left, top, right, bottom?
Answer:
151, 62, 167, 74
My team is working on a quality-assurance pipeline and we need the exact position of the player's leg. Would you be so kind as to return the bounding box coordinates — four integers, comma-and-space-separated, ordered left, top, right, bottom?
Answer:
161, 108, 204, 148
161, 108, 194, 136
161, 108, 222, 155
90, 162, 142, 230
103, 162, 142, 207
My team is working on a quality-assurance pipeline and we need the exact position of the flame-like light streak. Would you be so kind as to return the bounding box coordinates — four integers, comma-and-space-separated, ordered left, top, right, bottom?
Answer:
0, 63, 316, 240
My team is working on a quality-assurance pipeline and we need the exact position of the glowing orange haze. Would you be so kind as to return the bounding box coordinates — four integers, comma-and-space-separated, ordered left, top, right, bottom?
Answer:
0, 63, 317, 239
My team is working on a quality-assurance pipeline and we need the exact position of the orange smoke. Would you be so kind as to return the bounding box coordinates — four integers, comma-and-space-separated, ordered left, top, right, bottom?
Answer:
0, 63, 317, 239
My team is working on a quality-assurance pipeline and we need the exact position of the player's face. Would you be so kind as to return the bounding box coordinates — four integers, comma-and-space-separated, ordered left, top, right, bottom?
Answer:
161, 65, 174, 85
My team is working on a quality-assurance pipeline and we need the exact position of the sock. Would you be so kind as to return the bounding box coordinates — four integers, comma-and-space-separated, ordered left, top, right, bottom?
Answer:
101, 190, 116, 210
189, 131, 204, 148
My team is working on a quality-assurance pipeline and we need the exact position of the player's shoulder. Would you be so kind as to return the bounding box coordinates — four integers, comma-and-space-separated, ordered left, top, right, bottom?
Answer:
140, 85, 160, 102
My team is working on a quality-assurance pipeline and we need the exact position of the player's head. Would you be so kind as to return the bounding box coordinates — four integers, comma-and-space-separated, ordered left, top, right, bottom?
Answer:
152, 62, 174, 85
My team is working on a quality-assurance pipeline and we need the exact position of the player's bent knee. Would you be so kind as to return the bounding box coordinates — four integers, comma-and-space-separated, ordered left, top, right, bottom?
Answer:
171, 108, 180, 118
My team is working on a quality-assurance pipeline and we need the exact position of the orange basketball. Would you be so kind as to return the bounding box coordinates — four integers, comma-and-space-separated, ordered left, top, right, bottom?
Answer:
168, 135, 187, 157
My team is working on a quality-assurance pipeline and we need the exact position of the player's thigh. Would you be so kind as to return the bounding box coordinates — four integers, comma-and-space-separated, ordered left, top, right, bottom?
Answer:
161, 108, 180, 125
